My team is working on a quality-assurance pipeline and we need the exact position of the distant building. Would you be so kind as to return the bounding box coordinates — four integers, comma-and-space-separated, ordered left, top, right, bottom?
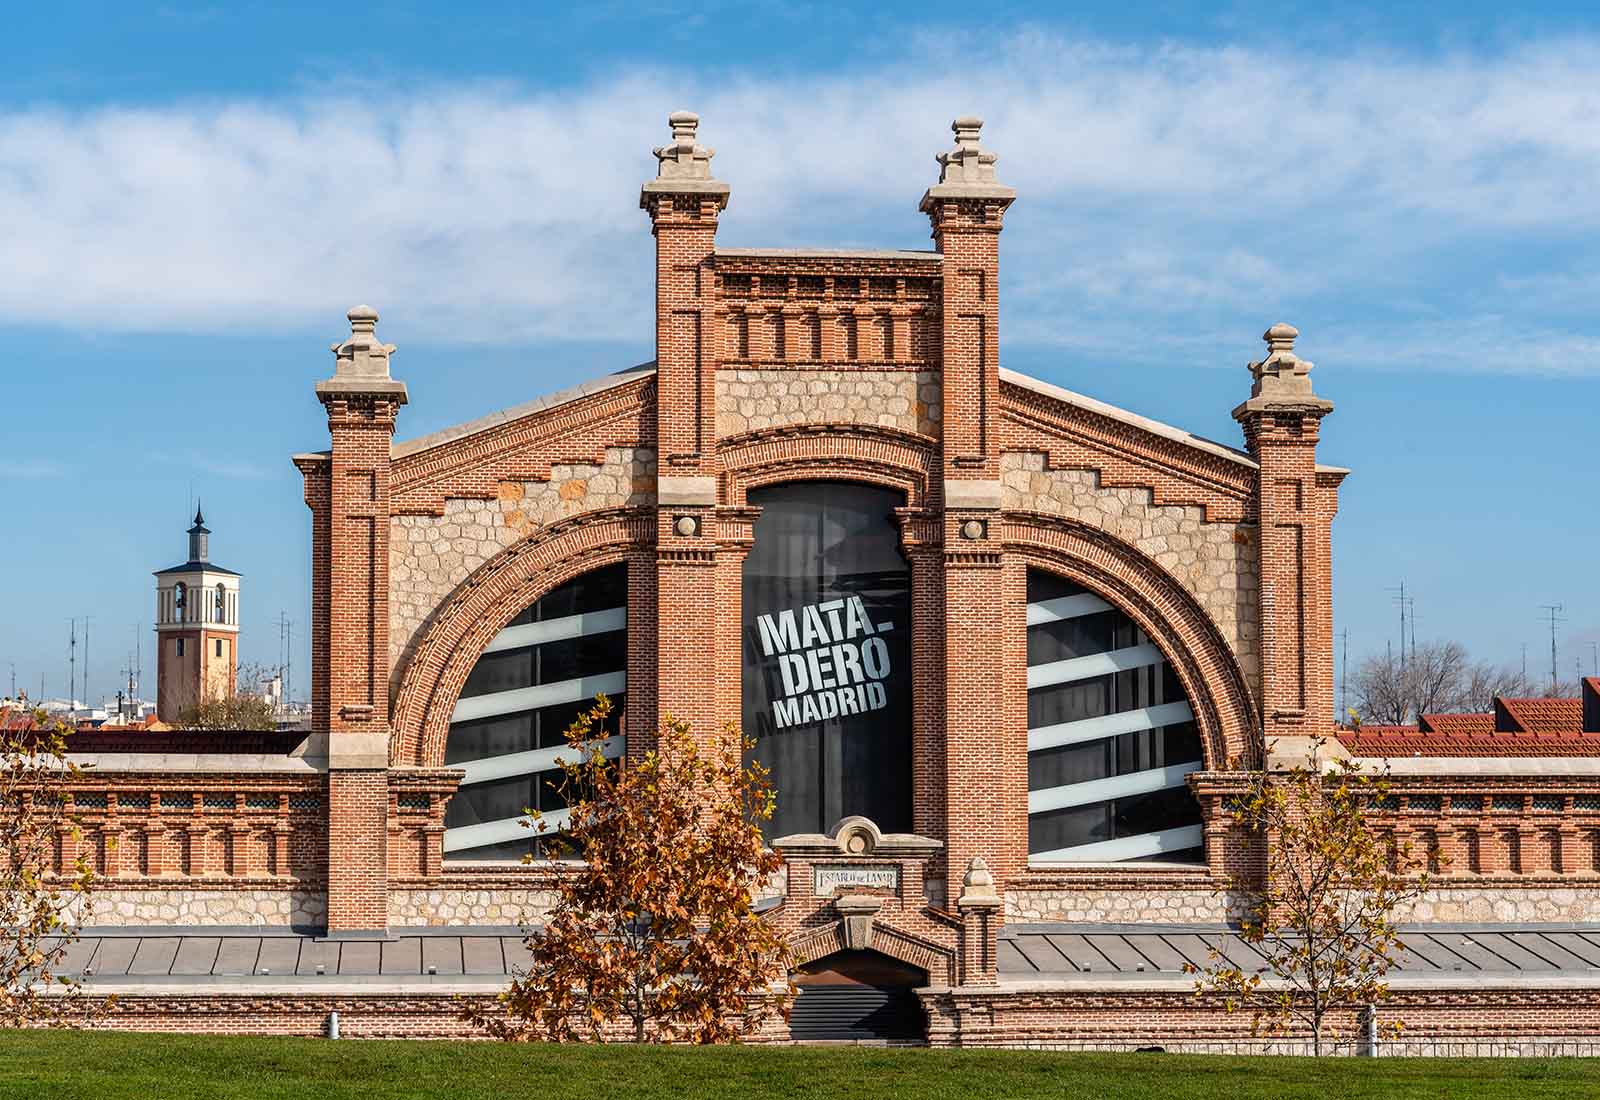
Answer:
153, 505, 240, 721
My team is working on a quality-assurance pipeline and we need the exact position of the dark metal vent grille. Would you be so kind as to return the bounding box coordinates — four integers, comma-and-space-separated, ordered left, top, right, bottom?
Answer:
788, 985, 924, 1042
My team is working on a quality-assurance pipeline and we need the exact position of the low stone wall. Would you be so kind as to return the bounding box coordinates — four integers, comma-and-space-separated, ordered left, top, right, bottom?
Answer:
1395, 884, 1600, 924
72, 886, 326, 927
923, 985, 1600, 1054
388, 886, 557, 928
1007, 886, 1247, 925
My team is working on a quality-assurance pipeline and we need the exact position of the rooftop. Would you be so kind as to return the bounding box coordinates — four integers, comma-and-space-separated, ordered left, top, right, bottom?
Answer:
46, 922, 1600, 995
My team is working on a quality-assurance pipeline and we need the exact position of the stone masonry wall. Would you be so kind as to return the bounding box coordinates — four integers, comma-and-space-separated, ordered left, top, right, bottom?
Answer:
1394, 885, 1600, 924
389, 446, 655, 682
1007, 887, 1247, 925
715, 369, 940, 438
388, 887, 557, 927
1001, 453, 1261, 705
71, 888, 326, 927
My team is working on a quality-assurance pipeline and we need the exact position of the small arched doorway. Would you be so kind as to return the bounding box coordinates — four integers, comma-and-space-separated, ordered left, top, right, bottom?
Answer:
790, 950, 927, 1043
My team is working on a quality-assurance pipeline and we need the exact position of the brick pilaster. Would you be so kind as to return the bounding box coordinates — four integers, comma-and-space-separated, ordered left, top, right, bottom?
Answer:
640, 112, 731, 737
1234, 324, 1338, 747
920, 118, 1017, 898
311, 305, 407, 934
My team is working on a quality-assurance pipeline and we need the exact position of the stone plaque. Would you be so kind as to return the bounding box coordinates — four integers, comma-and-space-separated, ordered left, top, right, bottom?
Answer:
813, 864, 900, 897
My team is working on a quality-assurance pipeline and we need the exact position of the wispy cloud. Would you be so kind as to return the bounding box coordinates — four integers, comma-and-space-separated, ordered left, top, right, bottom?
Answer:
1, 34, 1598, 372
146, 452, 274, 481
0, 459, 68, 478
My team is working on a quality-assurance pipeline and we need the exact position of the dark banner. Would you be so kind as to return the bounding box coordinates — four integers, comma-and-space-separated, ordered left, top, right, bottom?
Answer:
742, 481, 912, 837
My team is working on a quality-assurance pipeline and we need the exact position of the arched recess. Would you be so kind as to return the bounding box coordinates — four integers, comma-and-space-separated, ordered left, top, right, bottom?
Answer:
390, 506, 655, 768
720, 425, 940, 843
788, 919, 957, 987
1000, 511, 1259, 775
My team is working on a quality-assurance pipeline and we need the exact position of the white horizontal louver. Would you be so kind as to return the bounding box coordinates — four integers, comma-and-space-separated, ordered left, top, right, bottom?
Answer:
442, 809, 572, 854
1029, 825, 1205, 864
1026, 588, 1201, 865
450, 671, 627, 724
444, 570, 627, 863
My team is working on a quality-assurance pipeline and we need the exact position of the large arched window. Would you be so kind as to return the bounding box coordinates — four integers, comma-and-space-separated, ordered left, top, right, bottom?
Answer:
743, 482, 912, 838
442, 563, 627, 861
1026, 568, 1204, 863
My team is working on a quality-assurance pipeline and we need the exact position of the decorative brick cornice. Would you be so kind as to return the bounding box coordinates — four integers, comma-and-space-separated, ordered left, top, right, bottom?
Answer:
1001, 381, 1256, 523
999, 511, 1260, 769
390, 506, 656, 766
390, 375, 655, 515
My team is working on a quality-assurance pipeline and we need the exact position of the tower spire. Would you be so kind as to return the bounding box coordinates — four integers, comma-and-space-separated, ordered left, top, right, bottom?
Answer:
187, 500, 211, 562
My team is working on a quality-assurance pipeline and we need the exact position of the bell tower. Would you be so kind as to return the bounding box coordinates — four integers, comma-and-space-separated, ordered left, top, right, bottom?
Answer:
154, 504, 241, 722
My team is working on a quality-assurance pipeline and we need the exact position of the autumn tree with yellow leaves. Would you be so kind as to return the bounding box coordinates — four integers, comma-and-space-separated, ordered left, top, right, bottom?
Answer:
1, 710, 98, 1027
472, 697, 792, 1043
1188, 739, 1436, 1055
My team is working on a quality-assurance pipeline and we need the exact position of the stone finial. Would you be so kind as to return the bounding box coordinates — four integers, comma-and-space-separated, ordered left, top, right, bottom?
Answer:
921, 116, 1016, 210
641, 111, 730, 206
653, 111, 713, 180
329, 305, 396, 381
957, 855, 1001, 910
938, 116, 1000, 186
1240, 321, 1331, 410
317, 305, 407, 402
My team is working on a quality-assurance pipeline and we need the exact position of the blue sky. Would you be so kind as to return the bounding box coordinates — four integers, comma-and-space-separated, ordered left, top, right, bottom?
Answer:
1, 2, 1596, 706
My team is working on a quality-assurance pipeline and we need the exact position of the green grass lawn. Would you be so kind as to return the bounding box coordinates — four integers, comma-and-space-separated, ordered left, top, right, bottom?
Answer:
0, 1031, 1597, 1100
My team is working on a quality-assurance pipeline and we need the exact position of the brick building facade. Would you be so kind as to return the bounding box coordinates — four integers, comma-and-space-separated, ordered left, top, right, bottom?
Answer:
43, 113, 1600, 1049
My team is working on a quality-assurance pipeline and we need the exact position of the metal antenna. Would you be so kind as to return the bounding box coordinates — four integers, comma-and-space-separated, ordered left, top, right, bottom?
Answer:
68, 618, 76, 712
1339, 628, 1349, 720
1387, 582, 1408, 675
1539, 604, 1567, 695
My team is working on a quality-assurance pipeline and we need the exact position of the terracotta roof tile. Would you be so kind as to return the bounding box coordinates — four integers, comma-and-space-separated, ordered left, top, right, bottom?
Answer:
1498, 698, 1583, 734
1418, 713, 1495, 736
1343, 732, 1600, 757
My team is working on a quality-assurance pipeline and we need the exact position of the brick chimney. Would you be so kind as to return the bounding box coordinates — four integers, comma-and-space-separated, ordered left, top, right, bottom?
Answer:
1585, 678, 1600, 734
1233, 324, 1339, 745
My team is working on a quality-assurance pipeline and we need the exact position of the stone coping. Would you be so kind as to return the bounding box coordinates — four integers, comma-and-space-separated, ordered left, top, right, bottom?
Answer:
714, 247, 941, 261
999, 367, 1264, 470
390, 362, 657, 461
67, 753, 326, 774
933, 973, 1600, 995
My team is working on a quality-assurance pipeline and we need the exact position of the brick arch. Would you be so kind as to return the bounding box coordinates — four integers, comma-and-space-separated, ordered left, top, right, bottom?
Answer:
718, 424, 938, 508
787, 919, 957, 986
1001, 510, 1260, 770
389, 506, 655, 767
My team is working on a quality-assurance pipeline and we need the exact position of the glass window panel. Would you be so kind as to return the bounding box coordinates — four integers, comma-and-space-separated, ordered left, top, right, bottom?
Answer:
1025, 566, 1206, 865
742, 481, 912, 838
443, 564, 627, 862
